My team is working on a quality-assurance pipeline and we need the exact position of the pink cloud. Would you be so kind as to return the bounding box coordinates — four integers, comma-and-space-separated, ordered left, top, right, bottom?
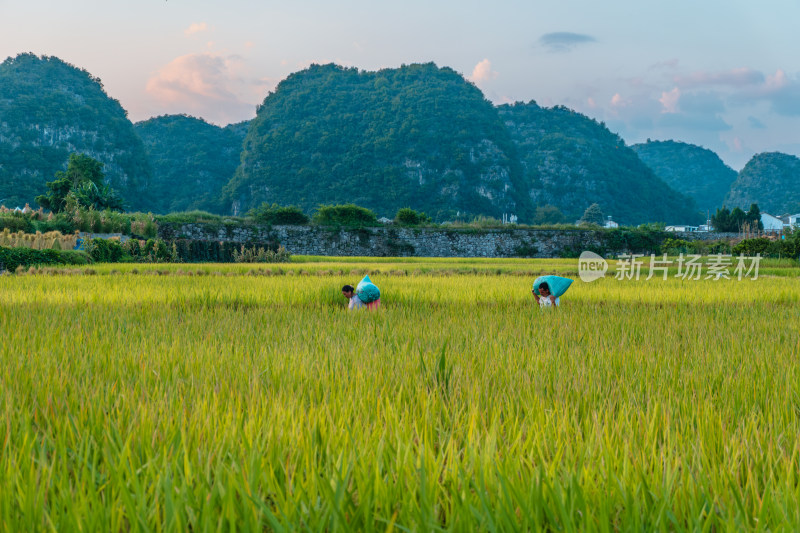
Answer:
765, 69, 788, 90
145, 53, 270, 124
610, 93, 629, 107
184, 22, 208, 36
728, 69, 800, 116
659, 87, 680, 113
469, 59, 498, 84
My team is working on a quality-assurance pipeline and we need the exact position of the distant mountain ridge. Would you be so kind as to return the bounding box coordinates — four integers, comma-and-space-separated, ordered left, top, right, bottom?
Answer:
499, 102, 702, 225
1, 52, 797, 224
725, 152, 800, 215
134, 115, 248, 214
0, 53, 152, 209
630, 140, 737, 215
225, 62, 531, 221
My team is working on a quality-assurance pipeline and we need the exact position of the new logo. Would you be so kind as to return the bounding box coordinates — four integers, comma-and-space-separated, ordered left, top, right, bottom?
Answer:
578, 251, 607, 282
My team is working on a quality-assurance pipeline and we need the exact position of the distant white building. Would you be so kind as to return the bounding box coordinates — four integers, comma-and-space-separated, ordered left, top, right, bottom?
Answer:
787, 214, 800, 227
501, 213, 518, 225
698, 217, 713, 232
665, 225, 699, 232
604, 215, 618, 229
761, 213, 785, 233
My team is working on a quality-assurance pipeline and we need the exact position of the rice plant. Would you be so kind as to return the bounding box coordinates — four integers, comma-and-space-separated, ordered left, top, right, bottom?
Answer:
0, 259, 798, 530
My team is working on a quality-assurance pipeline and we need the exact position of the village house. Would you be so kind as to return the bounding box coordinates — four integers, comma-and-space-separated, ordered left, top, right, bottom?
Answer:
761, 213, 787, 234
603, 215, 618, 229
665, 225, 699, 232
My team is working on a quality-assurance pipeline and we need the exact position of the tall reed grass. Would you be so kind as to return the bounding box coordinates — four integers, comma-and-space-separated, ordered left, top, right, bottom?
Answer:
0, 228, 79, 250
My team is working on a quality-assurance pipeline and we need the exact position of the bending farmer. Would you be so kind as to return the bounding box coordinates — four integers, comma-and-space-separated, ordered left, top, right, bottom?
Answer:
532, 281, 560, 308
342, 284, 365, 310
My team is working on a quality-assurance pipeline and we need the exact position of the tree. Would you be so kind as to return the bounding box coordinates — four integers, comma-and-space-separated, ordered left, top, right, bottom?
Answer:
711, 206, 732, 231
579, 203, 604, 226
311, 204, 378, 226
394, 207, 431, 226
711, 205, 749, 232
746, 203, 764, 230
532, 205, 566, 225
729, 207, 747, 231
248, 203, 309, 225
36, 153, 124, 212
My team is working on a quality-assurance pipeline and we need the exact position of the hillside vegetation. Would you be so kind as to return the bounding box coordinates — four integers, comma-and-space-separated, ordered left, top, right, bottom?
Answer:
631, 139, 737, 214
499, 102, 702, 225
725, 152, 800, 214
134, 115, 247, 214
0, 53, 152, 210
225, 63, 531, 221
4, 54, 796, 225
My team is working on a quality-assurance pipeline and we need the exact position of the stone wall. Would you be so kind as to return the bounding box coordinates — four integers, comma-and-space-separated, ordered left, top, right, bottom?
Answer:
676, 231, 740, 241
159, 223, 741, 258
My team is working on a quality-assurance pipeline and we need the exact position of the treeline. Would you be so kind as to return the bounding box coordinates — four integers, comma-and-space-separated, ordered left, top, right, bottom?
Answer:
711, 204, 763, 232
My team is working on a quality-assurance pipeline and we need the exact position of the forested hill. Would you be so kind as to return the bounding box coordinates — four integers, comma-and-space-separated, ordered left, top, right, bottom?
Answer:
224, 63, 532, 221
134, 115, 248, 214
5, 53, 793, 225
0, 53, 152, 209
630, 140, 737, 214
725, 152, 800, 214
498, 102, 702, 225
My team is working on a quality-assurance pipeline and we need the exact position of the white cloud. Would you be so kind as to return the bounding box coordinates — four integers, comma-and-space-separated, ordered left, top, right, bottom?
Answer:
659, 87, 680, 113
184, 22, 208, 36
470, 59, 497, 84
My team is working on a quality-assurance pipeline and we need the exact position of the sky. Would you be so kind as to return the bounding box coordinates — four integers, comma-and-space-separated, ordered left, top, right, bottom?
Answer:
2, 0, 799, 169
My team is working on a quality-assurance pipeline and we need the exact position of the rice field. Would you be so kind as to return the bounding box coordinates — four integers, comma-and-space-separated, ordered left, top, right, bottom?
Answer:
1, 257, 799, 531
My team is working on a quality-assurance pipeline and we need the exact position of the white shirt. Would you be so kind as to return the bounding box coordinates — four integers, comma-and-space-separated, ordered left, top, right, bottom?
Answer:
538, 296, 560, 308
348, 294, 365, 310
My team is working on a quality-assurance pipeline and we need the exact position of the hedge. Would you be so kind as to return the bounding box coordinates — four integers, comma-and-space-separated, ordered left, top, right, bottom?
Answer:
0, 247, 91, 272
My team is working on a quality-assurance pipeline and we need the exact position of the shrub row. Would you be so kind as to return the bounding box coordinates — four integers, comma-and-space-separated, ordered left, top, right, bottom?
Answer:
732, 235, 800, 259
0, 246, 90, 272
660, 238, 733, 255
69, 237, 293, 265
